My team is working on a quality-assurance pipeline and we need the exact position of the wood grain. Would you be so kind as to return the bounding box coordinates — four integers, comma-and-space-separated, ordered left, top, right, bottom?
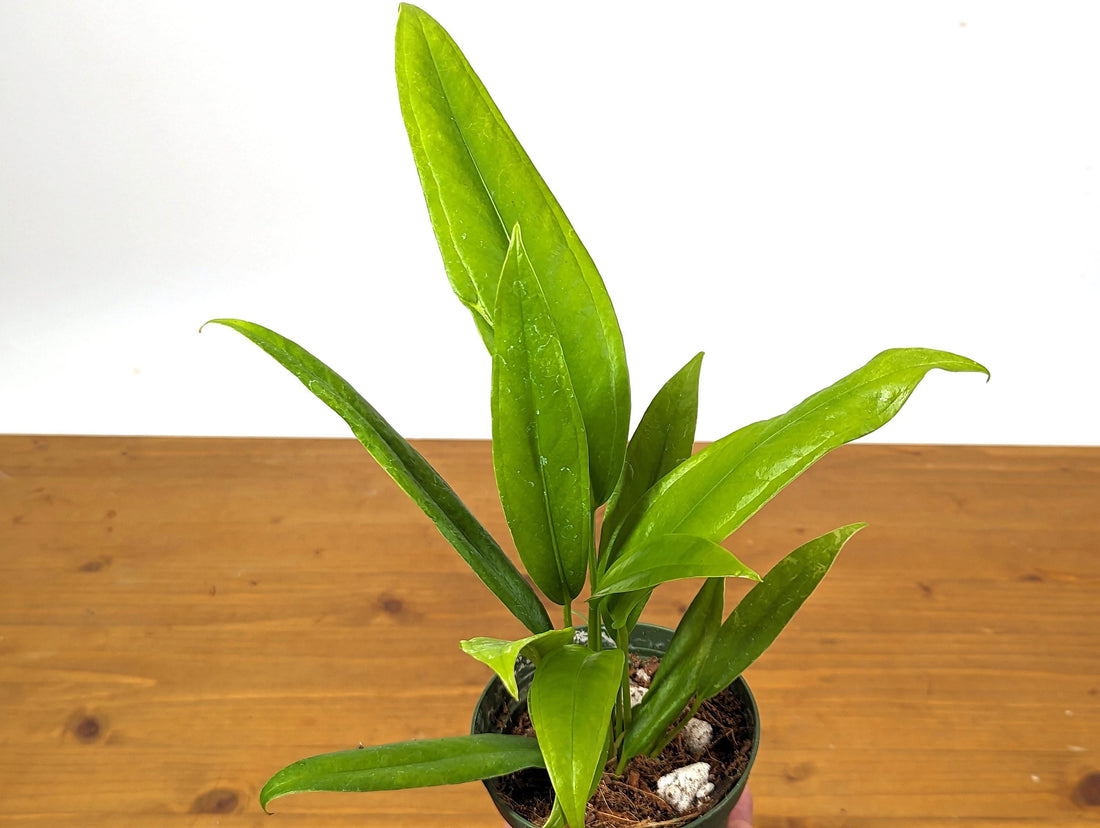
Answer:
0, 436, 1097, 826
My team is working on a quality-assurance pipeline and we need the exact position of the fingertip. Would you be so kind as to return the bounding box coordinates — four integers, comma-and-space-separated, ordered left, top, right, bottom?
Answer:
728, 786, 753, 826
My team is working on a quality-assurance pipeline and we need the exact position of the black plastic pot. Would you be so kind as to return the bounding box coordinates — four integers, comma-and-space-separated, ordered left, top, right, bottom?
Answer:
471, 623, 759, 828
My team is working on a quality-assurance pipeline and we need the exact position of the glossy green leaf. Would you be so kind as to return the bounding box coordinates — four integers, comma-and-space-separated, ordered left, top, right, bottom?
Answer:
202, 319, 551, 635
260, 734, 544, 811
460, 628, 574, 699
602, 588, 650, 631
597, 532, 756, 631
491, 227, 590, 605
544, 798, 567, 828
695, 523, 866, 700
592, 534, 759, 597
396, 4, 630, 504
619, 578, 724, 767
601, 352, 703, 556
650, 578, 726, 696
528, 644, 624, 828
609, 348, 988, 555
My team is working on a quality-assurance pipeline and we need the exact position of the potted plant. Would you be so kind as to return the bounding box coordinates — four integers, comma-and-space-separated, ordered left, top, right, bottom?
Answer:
204, 5, 987, 826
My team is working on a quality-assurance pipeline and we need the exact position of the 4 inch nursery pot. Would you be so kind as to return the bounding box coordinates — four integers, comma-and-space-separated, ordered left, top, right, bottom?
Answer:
471, 623, 760, 828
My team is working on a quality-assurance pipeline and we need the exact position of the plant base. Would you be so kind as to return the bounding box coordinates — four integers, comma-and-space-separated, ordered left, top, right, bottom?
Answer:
471, 624, 759, 828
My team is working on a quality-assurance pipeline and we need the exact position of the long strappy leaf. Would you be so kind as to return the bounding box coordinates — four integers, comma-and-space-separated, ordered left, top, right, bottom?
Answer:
203, 318, 552, 634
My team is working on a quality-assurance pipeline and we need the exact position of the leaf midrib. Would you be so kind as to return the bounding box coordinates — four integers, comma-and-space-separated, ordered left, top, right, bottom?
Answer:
420, 20, 509, 286
519, 295, 572, 601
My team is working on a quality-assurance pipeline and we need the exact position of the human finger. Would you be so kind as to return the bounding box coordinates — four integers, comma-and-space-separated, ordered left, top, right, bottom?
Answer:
728, 786, 753, 827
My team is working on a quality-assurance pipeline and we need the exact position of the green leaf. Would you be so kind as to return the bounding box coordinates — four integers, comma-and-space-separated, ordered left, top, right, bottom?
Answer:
601, 352, 703, 556
460, 628, 575, 699
491, 227, 591, 605
695, 523, 866, 700
650, 578, 726, 696
544, 798, 567, 828
396, 4, 630, 504
260, 734, 544, 812
592, 534, 759, 597
597, 533, 756, 631
202, 319, 552, 635
528, 644, 624, 828
619, 578, 724, 767
602, 588, 650, 631
609, 348, 988, 554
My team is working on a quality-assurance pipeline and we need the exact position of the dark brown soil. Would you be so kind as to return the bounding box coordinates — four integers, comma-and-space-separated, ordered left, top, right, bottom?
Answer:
486, 655, 756, 828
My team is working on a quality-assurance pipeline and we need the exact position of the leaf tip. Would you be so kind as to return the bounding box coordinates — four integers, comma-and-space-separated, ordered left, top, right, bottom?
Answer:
958, 355, 991, 382
199, 317, 242, 335
843, 520, 869, 533
259, 761, 305, 814
945, 350, 991, 382
258, 781, 278, 814
396, 3, 425, 21
837, 522, 869, 544
507, 222, 524, 249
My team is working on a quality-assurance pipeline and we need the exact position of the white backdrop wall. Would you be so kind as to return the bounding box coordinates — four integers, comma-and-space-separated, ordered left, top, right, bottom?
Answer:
2, 2, 1097, 444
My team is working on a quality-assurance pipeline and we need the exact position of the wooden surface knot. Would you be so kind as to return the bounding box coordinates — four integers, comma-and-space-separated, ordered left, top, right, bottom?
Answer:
72, 716, 102, 743
191, 788, 240, 814
1075, 772, 1100, 808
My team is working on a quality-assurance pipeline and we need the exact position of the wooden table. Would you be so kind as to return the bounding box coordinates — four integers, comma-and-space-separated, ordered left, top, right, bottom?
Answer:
1, 436, 1097, 826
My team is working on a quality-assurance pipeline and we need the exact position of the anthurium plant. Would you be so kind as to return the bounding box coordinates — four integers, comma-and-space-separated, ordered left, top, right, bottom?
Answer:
204, 6, 987, 827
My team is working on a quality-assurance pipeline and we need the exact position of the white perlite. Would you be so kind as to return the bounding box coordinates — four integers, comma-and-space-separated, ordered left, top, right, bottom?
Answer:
633, 668, 651, 686
629, 683, 648, 707
572, 628, 616, 648
681, 717, 713, 754
657, 762, 714, 813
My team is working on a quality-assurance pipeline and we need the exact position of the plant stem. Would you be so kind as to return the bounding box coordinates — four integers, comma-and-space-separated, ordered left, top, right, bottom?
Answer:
615, 626, 634, 732
563, 602, 572, 628
587, 508, 599, 601
587, 600, 602, 652
608, 622, 633, 752
650, 696, 703, 758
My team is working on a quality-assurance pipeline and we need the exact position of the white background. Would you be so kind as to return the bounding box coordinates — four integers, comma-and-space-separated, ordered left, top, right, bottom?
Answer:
2, 2, 1097, 444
